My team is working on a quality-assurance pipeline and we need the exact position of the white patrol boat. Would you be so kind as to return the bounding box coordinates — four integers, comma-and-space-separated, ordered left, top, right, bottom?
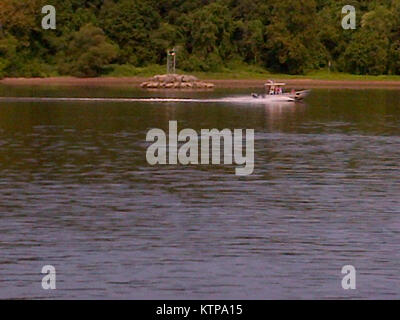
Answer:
252, 80, 310, 102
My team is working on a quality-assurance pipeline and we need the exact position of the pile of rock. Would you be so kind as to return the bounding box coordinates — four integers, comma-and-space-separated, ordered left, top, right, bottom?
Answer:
140, 74, 215, 89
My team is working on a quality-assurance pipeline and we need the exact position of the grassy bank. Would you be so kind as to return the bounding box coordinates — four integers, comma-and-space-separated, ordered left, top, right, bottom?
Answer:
4, 63, 400, 89
102, 63, 400, 81
4, 63, 400, 82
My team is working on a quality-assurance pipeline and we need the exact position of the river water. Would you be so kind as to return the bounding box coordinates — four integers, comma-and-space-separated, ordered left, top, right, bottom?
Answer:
0, 86, 399, 299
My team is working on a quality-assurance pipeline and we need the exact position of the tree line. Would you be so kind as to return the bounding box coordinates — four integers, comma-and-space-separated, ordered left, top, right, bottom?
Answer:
1, 0, 400, 77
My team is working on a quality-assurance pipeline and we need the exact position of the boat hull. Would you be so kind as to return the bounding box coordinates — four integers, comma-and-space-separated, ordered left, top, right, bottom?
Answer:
290, 90, 311, 101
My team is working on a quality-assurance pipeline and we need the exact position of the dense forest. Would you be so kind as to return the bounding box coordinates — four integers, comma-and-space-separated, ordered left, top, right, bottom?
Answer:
1, 0, 400, 77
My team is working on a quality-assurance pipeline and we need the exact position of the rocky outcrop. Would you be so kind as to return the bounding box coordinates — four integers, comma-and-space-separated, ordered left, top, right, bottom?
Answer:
141, 74, 215, 89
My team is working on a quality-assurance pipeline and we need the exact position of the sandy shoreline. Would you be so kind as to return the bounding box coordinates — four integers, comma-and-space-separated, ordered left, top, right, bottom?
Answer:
2, 77, 400, 89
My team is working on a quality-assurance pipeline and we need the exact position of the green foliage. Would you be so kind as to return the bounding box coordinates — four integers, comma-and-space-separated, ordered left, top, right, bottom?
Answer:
176, 2, 234, 71
59, 24, 118, 77
99, 0, 160, 65
2, 0, 400, 77
265, 0, 328, 74
340, 6, 392, 75
0, 34, 17, 78
342, 29, 389, 75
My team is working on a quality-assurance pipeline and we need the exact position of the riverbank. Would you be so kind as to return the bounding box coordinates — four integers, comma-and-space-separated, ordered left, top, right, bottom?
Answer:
3, 76, 400, 89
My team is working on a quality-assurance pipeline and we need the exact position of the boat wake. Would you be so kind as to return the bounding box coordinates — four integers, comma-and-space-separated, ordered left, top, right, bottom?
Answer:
0, 96, 297, 105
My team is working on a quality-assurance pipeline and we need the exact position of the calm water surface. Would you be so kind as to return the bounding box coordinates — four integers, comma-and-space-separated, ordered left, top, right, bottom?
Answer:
0, 86, 400, 299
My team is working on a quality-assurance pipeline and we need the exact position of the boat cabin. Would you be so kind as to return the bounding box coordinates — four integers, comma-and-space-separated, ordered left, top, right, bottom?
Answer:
264, 80, 286, 95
